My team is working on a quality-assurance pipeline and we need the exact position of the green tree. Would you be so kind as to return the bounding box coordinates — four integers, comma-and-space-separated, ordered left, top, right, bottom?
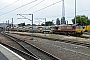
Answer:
41, 21, 54, 26
61, 17, 66, 24
72, 15, 90, 26
26, 24, 31, 26
46, 21, 54, 26
41, 23, 44, 26
56, 18, 60, 25
18, 23, 25, 27
87, 19, 90, 25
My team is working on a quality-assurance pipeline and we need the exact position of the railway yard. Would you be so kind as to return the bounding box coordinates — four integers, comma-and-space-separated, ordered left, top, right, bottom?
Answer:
0, 31, 90, 60
0, 0, 90, 60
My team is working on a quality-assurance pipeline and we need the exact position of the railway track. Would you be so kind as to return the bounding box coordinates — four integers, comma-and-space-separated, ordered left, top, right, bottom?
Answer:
0, 42, 38, 60
11, 32, 90, 48
0, 32, 40, 60
1, 32, 60, 60
57, 33, 90, 39
80, 36, 89, 38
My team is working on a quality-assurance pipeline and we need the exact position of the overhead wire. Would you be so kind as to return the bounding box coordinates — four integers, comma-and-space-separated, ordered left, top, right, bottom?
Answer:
39, 8, 90, 19
1, 0, 90, 19
0, 0, 37, 16
0, 0, 19, 10
18, 14, 31, 20
31, 0, 90, 19
22, 0, 45, 13
65, 9, 90, 16
33, 0, 62, 13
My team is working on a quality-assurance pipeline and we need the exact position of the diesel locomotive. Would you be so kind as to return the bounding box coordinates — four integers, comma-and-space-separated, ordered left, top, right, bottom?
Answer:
53, 24, 83, 36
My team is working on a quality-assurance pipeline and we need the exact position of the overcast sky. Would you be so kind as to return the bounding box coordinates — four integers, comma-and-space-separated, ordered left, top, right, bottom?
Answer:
0, 0, 90, 25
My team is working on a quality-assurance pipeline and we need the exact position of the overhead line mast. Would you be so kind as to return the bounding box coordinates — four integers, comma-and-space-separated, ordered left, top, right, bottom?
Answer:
75, 0, 76, 24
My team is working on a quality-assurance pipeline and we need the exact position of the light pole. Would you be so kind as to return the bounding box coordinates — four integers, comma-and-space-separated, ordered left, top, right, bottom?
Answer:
75, 0, 76, 24
8, 20, 9, 33
5, 21, 7, 31
12, 18, 13, 27
44, 18, 46, 36
31, 14, 33, 40
52, 20, 54, 34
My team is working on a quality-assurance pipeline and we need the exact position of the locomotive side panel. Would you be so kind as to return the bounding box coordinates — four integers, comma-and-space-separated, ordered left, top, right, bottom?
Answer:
53, 24, 83, 35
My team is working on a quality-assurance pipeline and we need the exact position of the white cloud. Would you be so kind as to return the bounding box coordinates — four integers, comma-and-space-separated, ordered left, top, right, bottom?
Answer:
0, 0, 90, 24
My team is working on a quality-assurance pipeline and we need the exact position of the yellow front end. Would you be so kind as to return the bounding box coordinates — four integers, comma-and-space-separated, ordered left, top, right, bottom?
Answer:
76, 28, 83, 33
75, 26, 83, 34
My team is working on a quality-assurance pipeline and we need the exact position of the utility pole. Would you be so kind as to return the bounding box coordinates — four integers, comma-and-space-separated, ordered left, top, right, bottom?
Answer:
44, 18, 46, 36
5, 21, 7, 31
52, 20, 54, 34
12, 18, 13, 27
8, 20, 9, 33
31, 14, 33, 40
67, 21, 68, 25
75, 0, 76, 24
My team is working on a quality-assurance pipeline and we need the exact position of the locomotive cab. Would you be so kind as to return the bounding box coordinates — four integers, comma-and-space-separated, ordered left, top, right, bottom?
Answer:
75, 24, 83, 35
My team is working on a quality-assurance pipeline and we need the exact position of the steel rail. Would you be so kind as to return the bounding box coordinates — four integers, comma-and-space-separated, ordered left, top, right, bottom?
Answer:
1, 32, 41, 60
0, 41, 39, 60
14, 33, 90, 47
2, 32, 61, 60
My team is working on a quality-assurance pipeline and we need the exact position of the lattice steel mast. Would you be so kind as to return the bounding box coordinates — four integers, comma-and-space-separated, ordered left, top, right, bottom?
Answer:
61, 0, 66, 24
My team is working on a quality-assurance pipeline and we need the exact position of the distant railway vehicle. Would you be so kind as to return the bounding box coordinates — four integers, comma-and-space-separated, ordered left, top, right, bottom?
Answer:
83, 25, 90, 32
5, 24, 84, 36
53, 24, 83, 35
41, 26, 52, 33
17, 27, 23, 32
